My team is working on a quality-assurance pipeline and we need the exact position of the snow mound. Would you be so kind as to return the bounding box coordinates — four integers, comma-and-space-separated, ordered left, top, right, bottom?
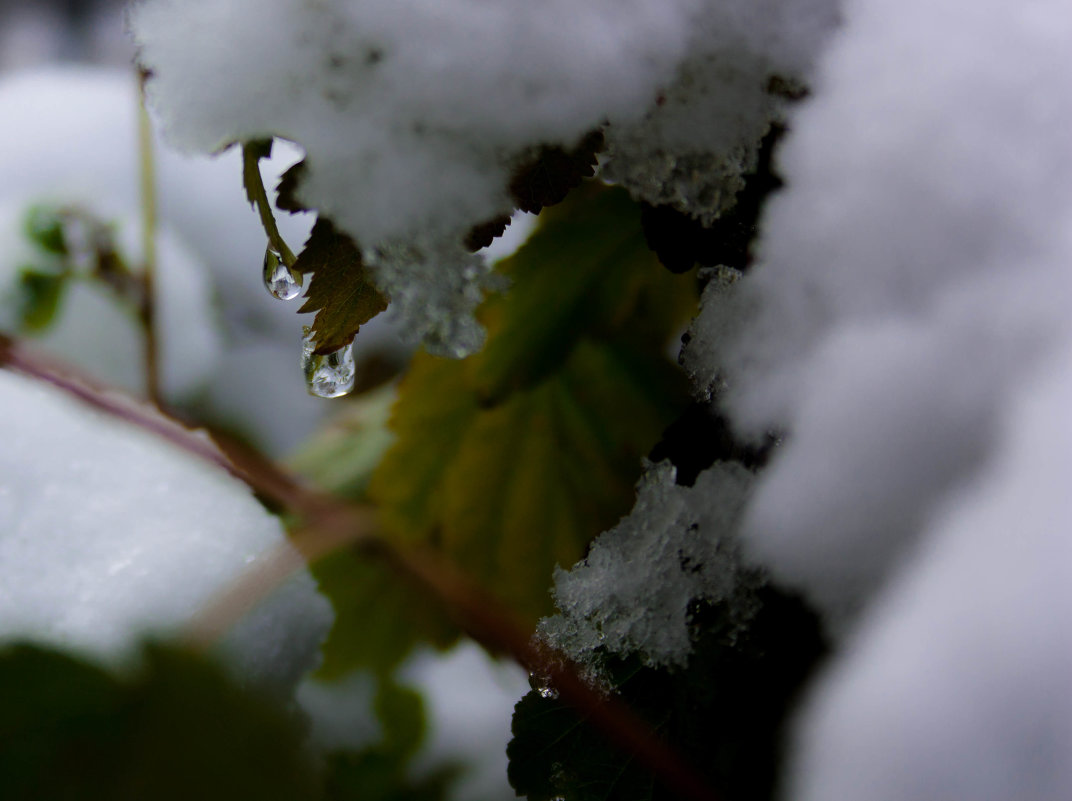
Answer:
703, 0, 1072, 622
0, 370, 333, 693
789, 342, 1072, 801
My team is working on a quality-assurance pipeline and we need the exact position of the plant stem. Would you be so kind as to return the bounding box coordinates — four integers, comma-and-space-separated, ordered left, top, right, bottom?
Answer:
137, 69, 164, 408
242, 142, 298, 267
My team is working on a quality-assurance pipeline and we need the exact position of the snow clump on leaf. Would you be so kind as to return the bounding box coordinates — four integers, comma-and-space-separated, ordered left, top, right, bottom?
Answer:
539, 460, 757, 675
129, 0, 840, 355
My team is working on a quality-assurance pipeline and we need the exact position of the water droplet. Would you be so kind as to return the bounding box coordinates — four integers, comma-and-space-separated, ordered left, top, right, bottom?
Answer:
529, 671, 559, 700
301, 329, 356, 398
263, 246, 302, 300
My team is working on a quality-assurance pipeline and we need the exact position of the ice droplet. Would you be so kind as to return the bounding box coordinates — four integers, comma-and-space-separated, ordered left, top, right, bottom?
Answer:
263, 246, 302, 300
529, 671, 559, 700
301, 328, 356, 398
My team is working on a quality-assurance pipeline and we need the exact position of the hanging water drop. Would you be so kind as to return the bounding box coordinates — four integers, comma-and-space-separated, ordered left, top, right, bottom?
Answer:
263, 245, 303, 300
529, 671, 559, 700
301, 329, 356, 398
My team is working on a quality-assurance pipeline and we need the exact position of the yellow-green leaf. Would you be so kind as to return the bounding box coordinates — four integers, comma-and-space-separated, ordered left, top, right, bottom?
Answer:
313, 550, 459, 678
370, 340, 688, 622
469, 184, 696, 405
321, 181, 697, 671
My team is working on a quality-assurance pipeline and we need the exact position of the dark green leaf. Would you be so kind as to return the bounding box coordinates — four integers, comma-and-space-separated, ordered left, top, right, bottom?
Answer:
297, 218, 389, 354
276, 160, 311, 213
508, 130, 605, 215
507, 588, 827, 801
324, 750, 459, 801
647, 403, 774, 487
23, 206, 68, 255
374, 679, 426, 758
469, 184, 696, 405
0, 643, 318, 800
14, 268, 67, 333
464, 214, 512, 252
324, 181, 695, 672
313, 551, 459, 679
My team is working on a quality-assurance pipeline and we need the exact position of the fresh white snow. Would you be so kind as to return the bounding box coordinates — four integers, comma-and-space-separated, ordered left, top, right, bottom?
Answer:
0, 369, 333, 693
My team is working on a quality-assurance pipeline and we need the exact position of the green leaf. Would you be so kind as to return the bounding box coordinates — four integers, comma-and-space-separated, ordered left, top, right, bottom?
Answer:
0, 642, 318, 800
507, 589, 827, 801
13, 268, 67, 333
316, 183, 695, 675
374, 679, 426, 758
319, 673, 458, 801
289, 383, 398, 499
313, 550, 459, 679
290, 384, 460, 679
469, 184, 696, 405
367, 184, 696, 625
276, 160, 310, 213
23, 206, 68, 256
297, 219, 389, 354
508, 130, 605, 215
324, 750, 459, 801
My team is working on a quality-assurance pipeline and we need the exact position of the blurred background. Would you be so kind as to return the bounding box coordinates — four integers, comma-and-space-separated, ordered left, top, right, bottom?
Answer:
0, 0, 128, 69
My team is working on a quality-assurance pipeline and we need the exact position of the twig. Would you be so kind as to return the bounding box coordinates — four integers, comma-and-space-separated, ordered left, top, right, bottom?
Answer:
0, 337, 723, 801
0, 335, 231, 476
137, 69, 164, 408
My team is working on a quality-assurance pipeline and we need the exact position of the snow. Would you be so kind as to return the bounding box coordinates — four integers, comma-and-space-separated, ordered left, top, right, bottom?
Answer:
298, 642, 529, 801
540, 460, 757, 674
680, 265, 744, 398
695, 0, 1072, 622
6, 1, 1072, 797
129, 0, 701, 244
0, 369, 333, 693
296, 671, 382, 752
366, 235, 498, 359
401, 642, 530, 801
600, 0, 838, 222
0, 1, 130, 69
129, 0, 840, 355
0, 66, 376, 453
670, 0, 1072, 797
788, 344, 1072, 801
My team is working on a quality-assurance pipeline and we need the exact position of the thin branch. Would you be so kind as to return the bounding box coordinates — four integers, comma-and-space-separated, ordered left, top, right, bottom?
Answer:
137, 69, 164, 408
0, 335, 232, 476
242, 142, 298, 267
0, 337, 723, 801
